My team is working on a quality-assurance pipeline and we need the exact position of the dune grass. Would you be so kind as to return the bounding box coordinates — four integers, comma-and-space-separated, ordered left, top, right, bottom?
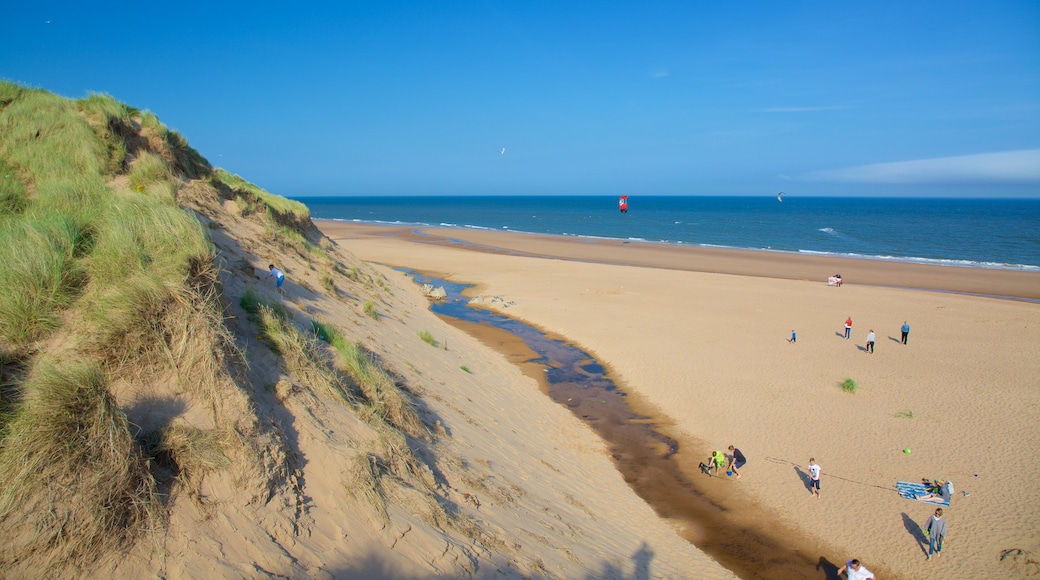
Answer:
364, 300, 379, 319
0, 159, 27, 215
840, 378, 858, 394
0, 81, 251, 571
320, 268, 337, 295
0, 359, 162, 571
0, 80, 414, 573
140, 423, 234, 486
252, 305, 356, 406
418, 330, 438, 347
311, 318, 424, 437
240, 286, 290, 320
0, 213, 90, 351
214, 168, 310, 222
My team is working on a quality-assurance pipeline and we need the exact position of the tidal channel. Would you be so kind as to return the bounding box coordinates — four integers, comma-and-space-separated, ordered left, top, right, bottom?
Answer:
408, 272, 831, 580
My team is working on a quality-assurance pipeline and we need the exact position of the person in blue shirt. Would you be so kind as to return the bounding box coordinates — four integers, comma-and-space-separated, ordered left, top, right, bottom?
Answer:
266, 264, 286, 296
727, 445, 747, 479
901, 321, 911, 344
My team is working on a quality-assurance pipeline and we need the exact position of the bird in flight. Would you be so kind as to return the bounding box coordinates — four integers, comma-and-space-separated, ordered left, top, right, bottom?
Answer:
500, 148, 505, 155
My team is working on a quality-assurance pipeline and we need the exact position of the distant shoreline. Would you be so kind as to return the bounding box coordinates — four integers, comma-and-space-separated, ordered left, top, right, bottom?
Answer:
315, 216, 1040, 273
316, 220, 1040, 301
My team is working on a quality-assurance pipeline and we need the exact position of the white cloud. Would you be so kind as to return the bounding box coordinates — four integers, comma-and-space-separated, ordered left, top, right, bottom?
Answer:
803, 150, 1040, 184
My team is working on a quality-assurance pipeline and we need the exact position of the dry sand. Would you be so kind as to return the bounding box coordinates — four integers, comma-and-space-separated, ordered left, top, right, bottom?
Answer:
106, 193, 740, 580
320, 220, 1040, 579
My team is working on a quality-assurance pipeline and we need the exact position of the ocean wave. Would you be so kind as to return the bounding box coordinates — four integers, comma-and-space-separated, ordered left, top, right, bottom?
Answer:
797, 250, 1040, 271
328, 217, 430, 227
321, 218, 1039, 271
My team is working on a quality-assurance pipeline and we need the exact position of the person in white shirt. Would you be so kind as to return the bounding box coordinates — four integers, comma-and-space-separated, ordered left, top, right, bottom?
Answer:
808, 458, 821, 498
266, 264, 287, 296
865, 330, 875, 354
837, 558, 874, 580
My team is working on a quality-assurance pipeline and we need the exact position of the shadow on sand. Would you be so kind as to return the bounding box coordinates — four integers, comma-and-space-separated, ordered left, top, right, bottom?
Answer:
902, 512, 929, 556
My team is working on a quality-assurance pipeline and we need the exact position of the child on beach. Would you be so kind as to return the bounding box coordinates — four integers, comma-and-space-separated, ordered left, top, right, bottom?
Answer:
707, 450, 726, 476
789, 330, 796, 343
808, 458, 821, 497
266, 264, 287, 296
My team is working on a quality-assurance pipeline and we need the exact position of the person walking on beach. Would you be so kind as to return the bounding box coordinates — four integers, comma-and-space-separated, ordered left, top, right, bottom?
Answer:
901, 321, 911, 345
266, 264, 287, 296
789, 330, 797, 344
808, 458, 821, 498
844, 317, 852, 340
866, 330, 875, 354
925, 507, 947, 560
727, 445, 746, 479
837, 558, 874, 580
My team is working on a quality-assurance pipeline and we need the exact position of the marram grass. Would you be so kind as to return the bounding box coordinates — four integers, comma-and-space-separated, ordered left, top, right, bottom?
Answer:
0, 81, 253, 572
0, 81, 395, 574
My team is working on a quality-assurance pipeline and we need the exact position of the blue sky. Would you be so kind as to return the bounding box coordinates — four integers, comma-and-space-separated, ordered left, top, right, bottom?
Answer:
3, 1, 1039, 197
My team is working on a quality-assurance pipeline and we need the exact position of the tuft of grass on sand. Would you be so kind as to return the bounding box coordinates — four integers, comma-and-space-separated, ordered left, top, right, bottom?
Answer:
460, 365, 471, 373
345, 452, 391, 524
0, 359, 162, 571
241, 287, 290, 320
320, 268, 336, 295
418, 330, 438, 347
840, 378, 858, 394
895, 409, 915, 419
309, 317, 425, 436
140, 424, 233, 485
363, 300, 379, 320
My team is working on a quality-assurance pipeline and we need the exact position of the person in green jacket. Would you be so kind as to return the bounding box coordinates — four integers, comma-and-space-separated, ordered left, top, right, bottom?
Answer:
706, 450, 726, 476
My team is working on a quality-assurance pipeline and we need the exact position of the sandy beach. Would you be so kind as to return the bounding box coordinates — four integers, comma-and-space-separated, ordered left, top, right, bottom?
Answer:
320, 220, 1040, 579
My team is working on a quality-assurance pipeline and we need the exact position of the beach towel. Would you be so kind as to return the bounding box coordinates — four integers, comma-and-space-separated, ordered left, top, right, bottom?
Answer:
896, 480, 952, 506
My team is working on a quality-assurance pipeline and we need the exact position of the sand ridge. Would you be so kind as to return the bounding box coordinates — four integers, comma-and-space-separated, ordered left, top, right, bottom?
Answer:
102, 196, 736, 579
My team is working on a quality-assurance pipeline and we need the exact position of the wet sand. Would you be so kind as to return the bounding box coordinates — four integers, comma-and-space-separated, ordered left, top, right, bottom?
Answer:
322, 222, 1040, 301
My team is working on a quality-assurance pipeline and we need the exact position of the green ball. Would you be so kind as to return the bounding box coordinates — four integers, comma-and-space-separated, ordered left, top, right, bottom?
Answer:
903, 448, 911, 454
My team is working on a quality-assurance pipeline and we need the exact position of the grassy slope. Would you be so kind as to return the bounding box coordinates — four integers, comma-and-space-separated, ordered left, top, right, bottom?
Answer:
0, 83, 437, 574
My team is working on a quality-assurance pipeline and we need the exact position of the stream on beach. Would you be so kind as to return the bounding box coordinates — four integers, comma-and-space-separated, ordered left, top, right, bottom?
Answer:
407, 271, 831, 580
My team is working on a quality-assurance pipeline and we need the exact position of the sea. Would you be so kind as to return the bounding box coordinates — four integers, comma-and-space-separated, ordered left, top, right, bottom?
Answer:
296, 196, 1040, 271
